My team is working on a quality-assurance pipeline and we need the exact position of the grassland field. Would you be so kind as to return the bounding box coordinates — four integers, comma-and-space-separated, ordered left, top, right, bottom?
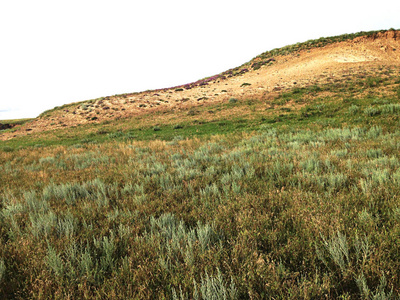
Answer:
1, 46, 400, 298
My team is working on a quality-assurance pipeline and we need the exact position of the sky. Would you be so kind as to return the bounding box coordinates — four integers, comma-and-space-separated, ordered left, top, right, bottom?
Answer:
0, 0, 399, 120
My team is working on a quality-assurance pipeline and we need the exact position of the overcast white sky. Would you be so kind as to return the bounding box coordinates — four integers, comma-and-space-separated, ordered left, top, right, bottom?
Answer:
1, 0, 399, 120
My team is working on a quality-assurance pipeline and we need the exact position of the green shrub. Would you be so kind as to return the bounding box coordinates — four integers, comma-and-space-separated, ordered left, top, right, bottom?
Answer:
365, 77, 383, 87
364, 106, 381, 116
229, 98, 238, 104
46, 246, 64, 278
187, 109, 199, 116
316, 231, 350, 275
366, 148, 383, 158
39, 156, 56, 164
356, 273, 393, 300
57, 213, 76, 239
331, 149, 348, 157
194, 269, 238, 300
173, 124, 183, 129
348, 105, 360, 115
1, 146, 14, 152
381, 103, 400, 114
366, 126, 382, 139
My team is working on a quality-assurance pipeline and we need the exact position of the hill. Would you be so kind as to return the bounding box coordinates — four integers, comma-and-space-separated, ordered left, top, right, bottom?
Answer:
1, 29, 400, 299
1, 29, 399, 142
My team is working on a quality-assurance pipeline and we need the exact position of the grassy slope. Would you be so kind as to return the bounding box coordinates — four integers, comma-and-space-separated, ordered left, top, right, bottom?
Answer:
1, 33, 400, 299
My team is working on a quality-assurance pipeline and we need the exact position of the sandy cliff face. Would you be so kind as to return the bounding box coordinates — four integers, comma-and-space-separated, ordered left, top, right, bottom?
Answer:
2, 30, 400, 141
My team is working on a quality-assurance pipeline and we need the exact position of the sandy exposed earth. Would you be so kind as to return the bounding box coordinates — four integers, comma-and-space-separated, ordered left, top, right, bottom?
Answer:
2, 30, 400, 141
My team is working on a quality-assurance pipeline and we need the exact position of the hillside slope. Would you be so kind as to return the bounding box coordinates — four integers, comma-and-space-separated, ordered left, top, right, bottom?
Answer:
3, 30, 400, 299
1, 30, 400, 141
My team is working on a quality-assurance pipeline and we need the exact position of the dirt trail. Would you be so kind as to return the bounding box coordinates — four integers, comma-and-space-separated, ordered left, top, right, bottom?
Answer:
2, 31, 400, 141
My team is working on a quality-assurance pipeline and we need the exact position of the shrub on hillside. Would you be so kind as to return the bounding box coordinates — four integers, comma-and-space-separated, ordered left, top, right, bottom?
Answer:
229, 98, 238, 104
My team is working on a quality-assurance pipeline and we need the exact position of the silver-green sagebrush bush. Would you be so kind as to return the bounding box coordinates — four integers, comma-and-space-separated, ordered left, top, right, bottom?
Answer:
172, 269, 238, 300
194, 269, 238, 300
141, 213, 223, 270
316, 232, 394, 299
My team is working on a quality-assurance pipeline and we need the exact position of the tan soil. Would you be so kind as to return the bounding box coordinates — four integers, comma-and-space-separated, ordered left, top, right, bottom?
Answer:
2, 31, 400, 141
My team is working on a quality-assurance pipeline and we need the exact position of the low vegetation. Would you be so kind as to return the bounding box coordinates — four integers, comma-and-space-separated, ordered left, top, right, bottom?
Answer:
1, 36, 400, 299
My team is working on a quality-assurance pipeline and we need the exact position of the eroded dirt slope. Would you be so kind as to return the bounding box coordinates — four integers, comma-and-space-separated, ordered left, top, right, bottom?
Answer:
2, 30, 400, 140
